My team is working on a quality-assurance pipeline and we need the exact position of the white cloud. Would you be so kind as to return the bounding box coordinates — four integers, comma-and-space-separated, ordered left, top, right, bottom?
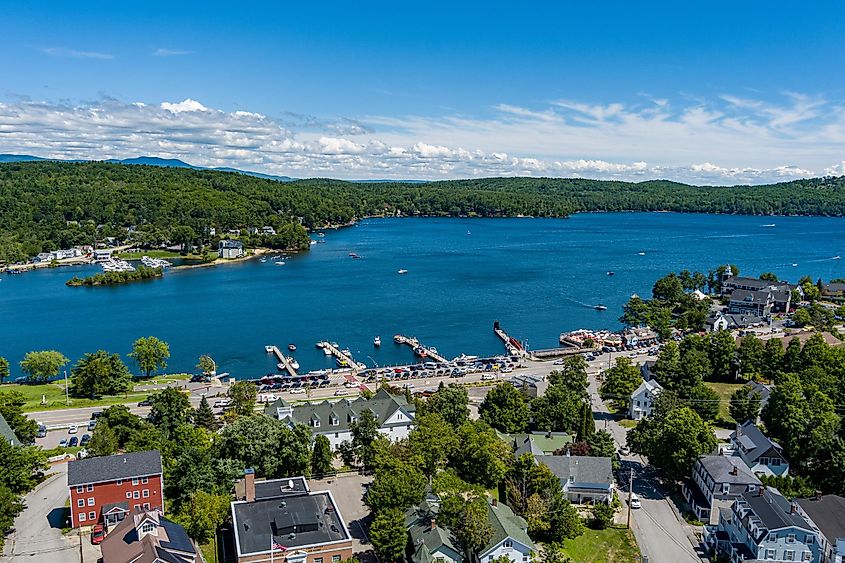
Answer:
152, 48, 193, 57
41, 47, 114, 60
0, 94, 842, 183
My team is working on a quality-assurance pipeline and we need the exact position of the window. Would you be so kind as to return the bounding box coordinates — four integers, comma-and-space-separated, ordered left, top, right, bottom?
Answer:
133, 491, 140, 499
504, 540, 512, 548
79, 513, 86, 522
143, 503, 150, 510
141, 522, 155, 534
142, 490, 149, 498
766, 549, 775, 559
314, 558, 323, 563
76, 485, 84, 493
768, 533, 777, 542
313, 419, 320, 428
785, 550, 795, 561
141, 477, 148, 484
134, 504, 140, 511
116, 479, 122, 485
86, 484, 94, 492
126, 492, 132, 499
523, 556, 529, 563
77, 499, 84, 508
803, 552, 812, 561
132, 478, 139, 485
759, 457, 769, 466
787, 534, 796, 543
771, 458, 780, 466
89, 511, 96, 520
805, 536, 814, 544
332, 556, 341, 563
87, 498, 95, 506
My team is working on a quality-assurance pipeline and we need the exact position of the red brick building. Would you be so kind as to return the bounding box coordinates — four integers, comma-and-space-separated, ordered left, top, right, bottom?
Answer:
67, 450, 163, 529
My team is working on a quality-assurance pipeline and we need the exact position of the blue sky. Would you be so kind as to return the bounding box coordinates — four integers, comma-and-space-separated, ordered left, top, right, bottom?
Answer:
2, 1, 845, 183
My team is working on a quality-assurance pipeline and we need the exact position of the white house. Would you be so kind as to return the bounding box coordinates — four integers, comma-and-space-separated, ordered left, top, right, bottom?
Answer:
264, 388, 415, 449
629, 379, 663, 420
218, 239, 244, 259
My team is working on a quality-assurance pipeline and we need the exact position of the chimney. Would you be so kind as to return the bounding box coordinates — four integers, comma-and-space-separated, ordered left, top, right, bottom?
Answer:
758, 486, 765, 497
430, 518, 436, 531
790, 502, 797, 514
492, 498, 498, 507
244, 468, 255, 503
731, 466, 738, 476
736, 423, 742, 437
815, 490, 823, 501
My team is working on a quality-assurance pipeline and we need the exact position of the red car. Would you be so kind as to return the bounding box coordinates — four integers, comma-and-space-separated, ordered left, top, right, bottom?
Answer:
91, 524, 105, 545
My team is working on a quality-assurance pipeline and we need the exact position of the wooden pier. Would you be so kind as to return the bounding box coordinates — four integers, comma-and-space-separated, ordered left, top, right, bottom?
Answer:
392, 334, 449, 364
493, 321, 526, 357
267, 345, 299, 376
317, 341, 367, 372
530, 347, 584, 359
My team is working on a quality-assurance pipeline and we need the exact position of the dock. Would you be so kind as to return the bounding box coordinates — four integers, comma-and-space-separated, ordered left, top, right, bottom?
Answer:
493, 321, 526, 357
530, 347, 584, 359
266, 345, 299, 376
392, 334, 449, 364
317, 341, 367, 372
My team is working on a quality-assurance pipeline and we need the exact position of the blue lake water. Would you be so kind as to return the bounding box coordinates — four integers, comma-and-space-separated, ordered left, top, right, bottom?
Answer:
2, 213, 844, 378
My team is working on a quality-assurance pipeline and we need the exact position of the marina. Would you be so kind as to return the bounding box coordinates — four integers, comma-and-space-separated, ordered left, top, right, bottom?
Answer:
392, 334, 449, 364
316, 340, 367, 372
493, 320, 527, 357
265, 345, 299, 376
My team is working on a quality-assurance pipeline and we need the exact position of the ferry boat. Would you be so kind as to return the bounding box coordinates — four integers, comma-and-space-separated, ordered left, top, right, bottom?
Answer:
288, 344, 297, 351
397, 269, 408, 274
594, 304, 608, 311
374, 336, 381, 347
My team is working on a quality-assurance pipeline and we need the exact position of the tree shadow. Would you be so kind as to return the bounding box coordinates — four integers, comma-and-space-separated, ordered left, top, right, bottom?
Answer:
47, 506, 70, 529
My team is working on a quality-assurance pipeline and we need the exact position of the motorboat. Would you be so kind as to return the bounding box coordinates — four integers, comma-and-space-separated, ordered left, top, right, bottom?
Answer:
398, 269, 408, 274
265, 345, 274, 353
374, 336, 381, 347
349, 252, 361, 259
607, 271, 615, 276
316, 341, 326, 349
288, 357, 300, 370
637, 252, 646, 256
275, 261, 285, 266
323, 347, 332, 356
288, 344, 297, 351
594, 304, 608, 311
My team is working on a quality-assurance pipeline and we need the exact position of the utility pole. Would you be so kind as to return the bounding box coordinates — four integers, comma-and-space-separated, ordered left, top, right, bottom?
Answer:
627, 469, 634, 529
65, 370, 70, 405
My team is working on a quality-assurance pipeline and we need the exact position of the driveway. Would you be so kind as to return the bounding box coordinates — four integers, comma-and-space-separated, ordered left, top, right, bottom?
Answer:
309, 473, 376, 563
2, 463, 79, 563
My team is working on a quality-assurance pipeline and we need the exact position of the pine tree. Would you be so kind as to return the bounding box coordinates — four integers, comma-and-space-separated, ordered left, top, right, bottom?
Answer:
194, 395, 217, 430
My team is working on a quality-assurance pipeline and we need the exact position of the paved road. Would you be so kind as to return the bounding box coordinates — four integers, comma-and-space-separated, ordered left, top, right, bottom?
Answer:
585, 370, 702, 563
2, 463, 79, 563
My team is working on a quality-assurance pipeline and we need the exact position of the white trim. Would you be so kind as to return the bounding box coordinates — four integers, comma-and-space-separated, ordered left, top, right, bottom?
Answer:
68, 471, 162, 488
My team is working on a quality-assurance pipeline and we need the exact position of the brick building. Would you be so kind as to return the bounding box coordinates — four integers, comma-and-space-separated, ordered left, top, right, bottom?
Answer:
67, 450, 163, 529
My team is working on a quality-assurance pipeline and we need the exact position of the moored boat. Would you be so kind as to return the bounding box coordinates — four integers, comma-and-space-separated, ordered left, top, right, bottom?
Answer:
374, 336, 381, 347
288, 343, 296, 351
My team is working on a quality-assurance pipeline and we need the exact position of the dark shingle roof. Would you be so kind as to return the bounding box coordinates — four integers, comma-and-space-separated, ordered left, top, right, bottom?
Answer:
731, 422, 782, 463
67, 450, 162, 486
797, 495, 845, 544
740, 489, 811, 531
535, 455, 613, 488
730, 289, 771, 306
697, 455, 760, 486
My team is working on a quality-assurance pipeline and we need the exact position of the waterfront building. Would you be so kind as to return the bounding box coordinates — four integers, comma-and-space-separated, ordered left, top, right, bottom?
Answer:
264, 388, 415, 449
219, 239, 245, 259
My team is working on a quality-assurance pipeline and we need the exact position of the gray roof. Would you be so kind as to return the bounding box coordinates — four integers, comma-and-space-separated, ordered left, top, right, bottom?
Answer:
219, 239, 244, 249
254, 477, 309, 500
67, 450, 162, 486
739, 489, 812, 531
744, 381, 771, 403
697, 455, 760, 486
232, 487, 349, 556
798, 495, 845, 544
731, 422, 783, 463
730, 289, 771, 306
535, 455, 613, 488
723, 314, 766, 327
724, 277, 773, 290
484, 500, 534, 554
0, 412, 20, 446
266, 388, 414, 433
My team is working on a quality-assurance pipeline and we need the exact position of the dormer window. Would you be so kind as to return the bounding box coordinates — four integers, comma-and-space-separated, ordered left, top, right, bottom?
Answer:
312, 418, 320, 428
330, 416, 338, 426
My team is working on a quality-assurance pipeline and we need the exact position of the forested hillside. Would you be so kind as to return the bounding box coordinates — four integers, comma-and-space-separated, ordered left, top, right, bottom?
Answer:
1, 161, 845, 262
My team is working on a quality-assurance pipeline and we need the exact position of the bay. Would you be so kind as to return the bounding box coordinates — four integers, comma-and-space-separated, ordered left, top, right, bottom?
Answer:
2, 213, 844, 378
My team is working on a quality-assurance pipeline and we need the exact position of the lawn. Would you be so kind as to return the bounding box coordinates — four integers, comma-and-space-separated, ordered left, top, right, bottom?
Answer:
617, 418, 638, 429
704, 382, 745, 424
3, 382, 150, 412
561, 526, 640, 562
115, 249, 206, 259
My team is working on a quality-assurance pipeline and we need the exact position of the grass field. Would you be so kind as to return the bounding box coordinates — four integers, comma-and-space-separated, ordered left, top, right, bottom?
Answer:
561, 526, 640, 562
704, 382, 745, 424
115, 249, 206, 259
4, 382, 148, 412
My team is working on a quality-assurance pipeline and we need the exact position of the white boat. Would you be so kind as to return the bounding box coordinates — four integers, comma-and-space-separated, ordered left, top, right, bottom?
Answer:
316, 341, 326, 349
323, 347, 332, 356
275, 261, 285, 266
265, 345, 274, 353
637, 252, 645, 256
398, 269, 408, 274
260, 258, 267, 262
374, 336, 381, 347
792, 263, 798, 267
429, 347, 438, 354
835, 256, 842, 260
287, 357, 300, 370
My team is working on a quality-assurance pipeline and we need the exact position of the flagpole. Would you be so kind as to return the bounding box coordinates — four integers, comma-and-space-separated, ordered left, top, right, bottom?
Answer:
270, 534, 274, 563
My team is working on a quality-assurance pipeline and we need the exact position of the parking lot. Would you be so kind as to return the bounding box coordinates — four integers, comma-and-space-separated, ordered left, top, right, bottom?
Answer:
309, 473, 375, 563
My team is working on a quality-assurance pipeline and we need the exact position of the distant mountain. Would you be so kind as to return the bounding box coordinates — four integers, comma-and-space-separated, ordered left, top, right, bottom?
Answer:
0, 153, 296, 182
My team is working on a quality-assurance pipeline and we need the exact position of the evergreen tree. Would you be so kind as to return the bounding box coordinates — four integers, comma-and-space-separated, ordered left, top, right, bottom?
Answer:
194, 395, 217, 430
311, 434, 333, 477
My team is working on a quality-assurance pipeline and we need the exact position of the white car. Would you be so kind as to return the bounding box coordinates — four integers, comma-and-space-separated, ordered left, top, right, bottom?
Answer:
629, 493, 641, 509
68, 425, 78, 434
618, 445, 631, 456
480, 373, 495, 381
213, 399, 231, 408
289, 388, 306, 395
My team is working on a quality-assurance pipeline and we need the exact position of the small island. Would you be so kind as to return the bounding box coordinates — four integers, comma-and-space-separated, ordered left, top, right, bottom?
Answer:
66, 265, 163, 287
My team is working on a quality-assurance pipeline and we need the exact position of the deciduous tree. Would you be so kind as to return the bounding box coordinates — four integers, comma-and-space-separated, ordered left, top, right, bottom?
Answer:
129, 336, 170, 377
409, 412, 458, 477
600, 357, 642, 410
19, 350, 69, 383
479, 383, 530, 433
228, 381, 257, 417
729, 388, 761, 424
422, 383, 469, 428
148, 387, 193, 437
70, 350, 132, 399
311, 434, 333, 477
176, 490, 230, 544
369, 508, 407, 563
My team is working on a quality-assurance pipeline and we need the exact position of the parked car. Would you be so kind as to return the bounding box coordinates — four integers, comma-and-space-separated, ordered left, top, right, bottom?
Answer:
629, 493, 641, 509
87, 420, 97, 431
90, 411, 102, 420
59, 438, 68, 448
213, 399, 231, 407
137, 399, 151, 407
80, 434, 91, 446
68, 436, 79, 447
480, 373, 495, 381
333, 389, 346, 396
618, 445, 631, 456
91, 524, 105, 545
67, 425, 78, 434
36, 425, 47, 438
289, 388, 306, 395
